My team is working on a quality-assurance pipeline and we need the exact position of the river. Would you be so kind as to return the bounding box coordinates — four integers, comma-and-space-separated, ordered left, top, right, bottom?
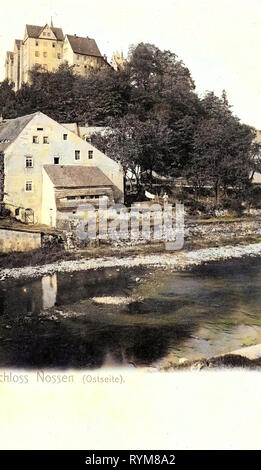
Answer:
1, 257, 261, 369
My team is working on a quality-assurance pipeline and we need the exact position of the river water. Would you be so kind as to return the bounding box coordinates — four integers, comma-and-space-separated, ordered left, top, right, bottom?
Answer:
1, 257, 261, 369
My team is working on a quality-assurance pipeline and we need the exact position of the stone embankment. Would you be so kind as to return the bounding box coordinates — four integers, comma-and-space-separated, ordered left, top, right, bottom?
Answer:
1, 241, 261, 281
185, 218, 261, 242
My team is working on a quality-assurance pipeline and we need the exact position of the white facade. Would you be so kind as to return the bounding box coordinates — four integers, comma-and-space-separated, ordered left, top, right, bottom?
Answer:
2, 112, 124, 226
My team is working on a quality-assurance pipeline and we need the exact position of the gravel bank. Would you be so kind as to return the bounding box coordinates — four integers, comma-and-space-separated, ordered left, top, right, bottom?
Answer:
1, 242, 261, 281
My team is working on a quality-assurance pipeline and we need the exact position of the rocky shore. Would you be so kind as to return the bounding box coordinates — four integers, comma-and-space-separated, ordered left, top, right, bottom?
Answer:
157, 343, 261, 372
1, 241, 261, 281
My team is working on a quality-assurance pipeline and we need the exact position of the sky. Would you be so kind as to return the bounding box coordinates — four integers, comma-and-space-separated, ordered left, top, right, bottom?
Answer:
1, 0, 261, 128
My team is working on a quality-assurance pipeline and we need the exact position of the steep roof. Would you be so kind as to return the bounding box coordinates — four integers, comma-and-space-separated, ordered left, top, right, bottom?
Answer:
44, 165, 113, 188
25, 24, 64, 41
66, 34, 102, 57
0, 113, 38, 151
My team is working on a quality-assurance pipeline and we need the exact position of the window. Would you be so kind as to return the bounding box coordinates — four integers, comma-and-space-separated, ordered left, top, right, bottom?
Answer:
67, 196, 76, 200
75, 150, 80, 160
63, 134, 68, 140
35, 51, 39, 57
43, 32, 46, 37
32, 136, 39, 144
47, 32, 51, 37
43, 136, 49, 144
88, 150, 93, 159
57, 53, 61, 59
15, 208, 20, 216
54, 157, 60, 165
25, 157, 33, 168
52, 43, 56, 48
43, 51, 47, 58
35, 41, 39, 46
37, 127, 43, 131
25, 181, 32, 191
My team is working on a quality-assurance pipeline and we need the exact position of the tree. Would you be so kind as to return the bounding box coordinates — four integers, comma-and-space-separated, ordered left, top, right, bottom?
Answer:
126, 43, 196, 122
0, 79, 17, 118
73, 67, 131, 125
91, 114, 178, 195
186, 91, 261, 204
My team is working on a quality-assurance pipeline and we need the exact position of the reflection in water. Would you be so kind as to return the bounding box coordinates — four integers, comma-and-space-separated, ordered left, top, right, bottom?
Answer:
1, 258, 261, 369
42, 274, 57, 310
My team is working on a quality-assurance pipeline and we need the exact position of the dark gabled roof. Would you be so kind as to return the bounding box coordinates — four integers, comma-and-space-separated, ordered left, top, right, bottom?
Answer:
44, 165, 113, 188
66, 34, 102, 57
25, 24, 64, 41
0, 113, 38, 151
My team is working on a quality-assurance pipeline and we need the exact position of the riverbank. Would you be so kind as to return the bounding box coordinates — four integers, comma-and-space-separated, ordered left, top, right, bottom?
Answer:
157, 344, 261, 372
1, 241, 261, 281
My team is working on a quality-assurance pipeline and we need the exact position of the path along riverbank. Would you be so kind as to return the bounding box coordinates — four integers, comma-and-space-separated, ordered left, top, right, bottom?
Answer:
1, 241, 261, 281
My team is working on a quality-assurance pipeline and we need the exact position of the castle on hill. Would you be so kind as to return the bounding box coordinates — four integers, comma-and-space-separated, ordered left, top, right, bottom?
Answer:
5, 21, 126, 91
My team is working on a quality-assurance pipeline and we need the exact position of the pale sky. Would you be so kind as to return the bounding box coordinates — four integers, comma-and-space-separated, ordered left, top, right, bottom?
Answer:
1, 0, 261, 128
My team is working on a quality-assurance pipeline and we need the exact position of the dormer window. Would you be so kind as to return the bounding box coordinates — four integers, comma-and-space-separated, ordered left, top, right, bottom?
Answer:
63, 134, 68, 140
88, 150, 93, 159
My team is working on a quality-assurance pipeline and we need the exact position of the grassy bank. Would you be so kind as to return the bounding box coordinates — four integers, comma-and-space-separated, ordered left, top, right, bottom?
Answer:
0, 247, 79, 269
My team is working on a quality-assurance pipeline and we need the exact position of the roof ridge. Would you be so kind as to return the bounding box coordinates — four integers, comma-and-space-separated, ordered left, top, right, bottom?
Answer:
66, 34, 102, 57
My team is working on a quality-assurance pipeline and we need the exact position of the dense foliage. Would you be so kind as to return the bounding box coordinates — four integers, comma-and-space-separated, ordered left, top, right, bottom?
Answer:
1, 43, 260, 207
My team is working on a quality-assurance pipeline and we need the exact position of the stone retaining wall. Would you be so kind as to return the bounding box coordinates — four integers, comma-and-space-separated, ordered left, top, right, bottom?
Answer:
0, 228, 41, 253
186, 219, 261, 242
